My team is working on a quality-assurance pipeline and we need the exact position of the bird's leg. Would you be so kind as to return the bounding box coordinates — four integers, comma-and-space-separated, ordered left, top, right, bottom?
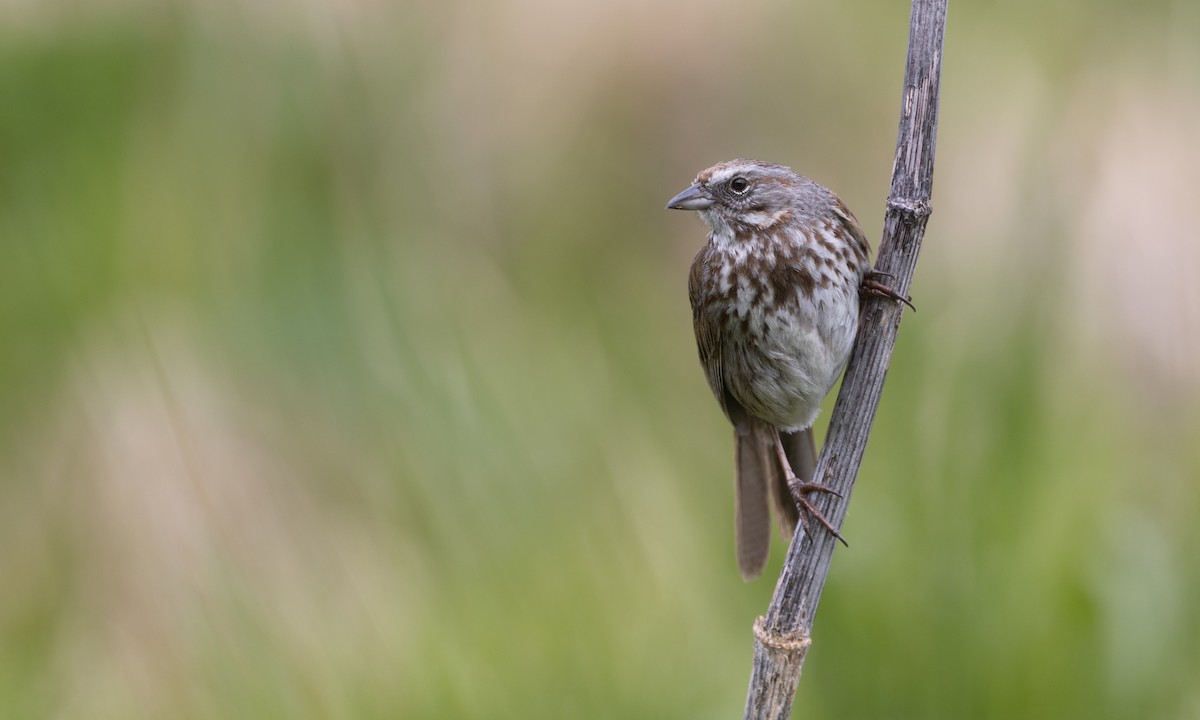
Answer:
861, 270, 916, 311
773, 431, 848, 547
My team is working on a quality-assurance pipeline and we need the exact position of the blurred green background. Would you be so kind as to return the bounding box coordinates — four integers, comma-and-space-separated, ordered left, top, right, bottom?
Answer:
3, 0, 1200, 717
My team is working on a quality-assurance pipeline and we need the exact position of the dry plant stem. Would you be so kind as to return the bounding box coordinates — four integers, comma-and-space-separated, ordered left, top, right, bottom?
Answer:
742, 0, 947, 718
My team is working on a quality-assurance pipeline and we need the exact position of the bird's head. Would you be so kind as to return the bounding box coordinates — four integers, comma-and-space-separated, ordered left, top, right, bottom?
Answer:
666, 159, 832, 235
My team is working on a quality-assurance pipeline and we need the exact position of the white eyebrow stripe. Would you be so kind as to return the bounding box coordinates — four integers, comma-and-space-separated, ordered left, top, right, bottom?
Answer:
706, 164, 755, 186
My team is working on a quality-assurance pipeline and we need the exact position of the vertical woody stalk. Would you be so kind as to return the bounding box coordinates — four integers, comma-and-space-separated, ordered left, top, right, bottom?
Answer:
742, 0, 947, 717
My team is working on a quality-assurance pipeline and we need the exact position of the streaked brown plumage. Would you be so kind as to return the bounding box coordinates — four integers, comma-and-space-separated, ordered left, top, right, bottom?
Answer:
668, 159, 873, 580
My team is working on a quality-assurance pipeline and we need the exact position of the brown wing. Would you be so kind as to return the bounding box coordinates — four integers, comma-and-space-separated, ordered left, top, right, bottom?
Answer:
830, 196, 872, 270
688, 249, 738, 423
691, 248, 776, 579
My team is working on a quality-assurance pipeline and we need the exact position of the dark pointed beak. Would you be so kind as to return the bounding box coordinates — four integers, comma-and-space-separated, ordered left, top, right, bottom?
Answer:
665, 182, 713, 211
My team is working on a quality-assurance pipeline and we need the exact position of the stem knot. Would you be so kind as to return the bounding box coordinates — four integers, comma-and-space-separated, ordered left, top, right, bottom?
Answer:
753, 617, 812, 656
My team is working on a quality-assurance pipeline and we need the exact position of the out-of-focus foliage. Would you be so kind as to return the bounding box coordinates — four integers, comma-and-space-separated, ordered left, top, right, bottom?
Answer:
2, 0, 1199, 717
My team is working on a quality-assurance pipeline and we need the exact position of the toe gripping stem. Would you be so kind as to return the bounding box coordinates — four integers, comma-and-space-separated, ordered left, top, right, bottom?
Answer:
862, 270, 916, 311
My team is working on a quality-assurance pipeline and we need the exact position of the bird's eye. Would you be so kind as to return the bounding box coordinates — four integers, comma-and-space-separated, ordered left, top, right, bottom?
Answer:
729, 177, 750, 194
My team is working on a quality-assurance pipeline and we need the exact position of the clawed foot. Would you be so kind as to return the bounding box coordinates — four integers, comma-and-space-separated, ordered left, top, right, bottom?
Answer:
787, 479, 848, 547
862, 270, 916, 311
772, 432, 848, 546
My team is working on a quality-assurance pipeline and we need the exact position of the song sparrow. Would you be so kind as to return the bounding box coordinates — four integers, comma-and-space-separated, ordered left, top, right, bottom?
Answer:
667, 159, 907, 580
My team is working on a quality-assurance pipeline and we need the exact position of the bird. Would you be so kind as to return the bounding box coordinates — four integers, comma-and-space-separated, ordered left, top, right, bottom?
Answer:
667, 158, 907, 579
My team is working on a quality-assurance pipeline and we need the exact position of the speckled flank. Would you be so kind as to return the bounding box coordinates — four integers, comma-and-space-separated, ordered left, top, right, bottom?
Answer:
685, 159, 869, 432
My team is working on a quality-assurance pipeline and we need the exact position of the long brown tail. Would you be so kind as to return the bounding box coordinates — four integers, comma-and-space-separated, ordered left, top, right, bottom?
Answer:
733, 422, 776, 580
734, 424, 817, 580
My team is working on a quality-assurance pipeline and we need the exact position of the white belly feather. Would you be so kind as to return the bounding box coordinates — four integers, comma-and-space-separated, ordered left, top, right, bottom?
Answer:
723, 281, 859, 432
